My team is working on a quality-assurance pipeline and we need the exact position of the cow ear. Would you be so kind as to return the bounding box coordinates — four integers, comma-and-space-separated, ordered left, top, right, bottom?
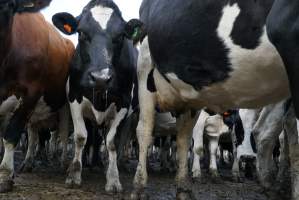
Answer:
15, 0, 52, 13
124, 19, 145, 44
52, 12, 78, 35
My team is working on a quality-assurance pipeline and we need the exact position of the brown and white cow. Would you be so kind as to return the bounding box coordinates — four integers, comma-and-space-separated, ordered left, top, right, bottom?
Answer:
0, 0, 75, 193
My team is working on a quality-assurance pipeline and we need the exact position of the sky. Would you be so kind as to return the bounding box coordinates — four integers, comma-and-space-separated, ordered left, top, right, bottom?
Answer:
41, 0, 142, 44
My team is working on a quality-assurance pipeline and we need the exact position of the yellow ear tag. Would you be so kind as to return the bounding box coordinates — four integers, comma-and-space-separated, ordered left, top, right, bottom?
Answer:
223, 112, 230, 117
63, 24, 72, 33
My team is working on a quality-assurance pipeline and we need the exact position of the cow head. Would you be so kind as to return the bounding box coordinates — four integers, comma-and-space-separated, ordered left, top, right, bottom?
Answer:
52, 0, 143, 89
0, 0, 51, 14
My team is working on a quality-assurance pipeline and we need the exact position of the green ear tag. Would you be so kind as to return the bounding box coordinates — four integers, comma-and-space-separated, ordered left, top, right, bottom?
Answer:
132, 27, 140, 40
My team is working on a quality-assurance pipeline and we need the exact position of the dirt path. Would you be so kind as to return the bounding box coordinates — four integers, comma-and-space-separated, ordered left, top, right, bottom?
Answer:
0, 157, 269, 200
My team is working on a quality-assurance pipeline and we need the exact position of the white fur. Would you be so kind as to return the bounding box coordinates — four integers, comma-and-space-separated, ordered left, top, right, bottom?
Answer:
237, 109, 258, 159
0, 140, 15, 173
105, 108, 128, 192
90, 5, 113, 30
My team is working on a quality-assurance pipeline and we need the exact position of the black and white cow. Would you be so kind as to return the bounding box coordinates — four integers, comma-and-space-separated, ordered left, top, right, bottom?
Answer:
132, 0, 291, 198
52, 0, 141, 193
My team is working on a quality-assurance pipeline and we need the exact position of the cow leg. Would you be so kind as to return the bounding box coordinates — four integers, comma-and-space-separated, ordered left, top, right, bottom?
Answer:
231, 126, 241, 182
49, 130, 58, 159
192, 149, 201, 179
0, 96, 38, 193
252, 102, 285, 189
105, 108, 127, 193
176, 111, 198, 200
19, 126, 38, 172
192, 110, 210, 157
283, 105, 299, 200
58, 104, 70, 170
131, 37, 156, 200
65, 101, 86, 188
208, 135, 220, 182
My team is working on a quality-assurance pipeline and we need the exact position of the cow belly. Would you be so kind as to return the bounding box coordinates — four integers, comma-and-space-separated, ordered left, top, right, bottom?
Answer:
154, 6, 290, 113
29, 97, 55, 127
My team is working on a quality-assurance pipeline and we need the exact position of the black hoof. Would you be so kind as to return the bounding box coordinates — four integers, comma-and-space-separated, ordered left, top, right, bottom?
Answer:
19, 161, 33, 173
176, 191, 196, 200
0, 178, 14, 193
130, 191, 149, 200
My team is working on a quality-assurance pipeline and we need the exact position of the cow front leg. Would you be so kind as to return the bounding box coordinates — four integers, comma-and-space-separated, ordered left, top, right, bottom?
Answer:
131, 37, 156, 200
176, 111, 198, 200
191, 150, 201, 179
19, 126, 38, 172
0, 97, 38, 193
105, 108, 127, 193
65, 101, 86, 188
58, 104, 70, 170
208, 136, 221, 182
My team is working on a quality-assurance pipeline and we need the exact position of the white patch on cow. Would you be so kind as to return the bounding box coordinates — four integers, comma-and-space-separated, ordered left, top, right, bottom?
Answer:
0, 140, 15, 174
90, 5, 113, 30
237, 109, 258, 159
296, 119, 299, 143
105, 108, 127, 192
0, 96, 19, 116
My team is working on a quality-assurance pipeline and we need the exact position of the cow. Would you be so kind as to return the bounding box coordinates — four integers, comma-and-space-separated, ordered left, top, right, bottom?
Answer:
132, 0, 292, 198
0, 0, 74, 193
192, 110, 229, 181
51, 0, 142, 193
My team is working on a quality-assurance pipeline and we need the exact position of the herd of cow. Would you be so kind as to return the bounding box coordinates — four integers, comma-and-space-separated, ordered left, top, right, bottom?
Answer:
0, 0, 299, 199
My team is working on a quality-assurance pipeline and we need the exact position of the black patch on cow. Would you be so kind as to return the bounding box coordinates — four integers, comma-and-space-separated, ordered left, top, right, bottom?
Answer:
250, 133, 257, 153
230, 0, 274, 49
205, 109, 216, 116
191, 109, 197, 118
147, 69, 156, 93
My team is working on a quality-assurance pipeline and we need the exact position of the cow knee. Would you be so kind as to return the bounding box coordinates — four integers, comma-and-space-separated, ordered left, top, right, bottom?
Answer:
74, 132, 87, 147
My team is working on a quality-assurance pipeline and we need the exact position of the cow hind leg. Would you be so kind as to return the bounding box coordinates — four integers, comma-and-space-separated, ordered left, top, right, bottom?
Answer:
65, 102, 86, 188
176, 111, 198, 200
208, 136, 221, 183
58, 104, 70, 170
0, 96, 39, 192
19, 126, 38, 172
105, 108, 127, 193
131, 37, 156, 200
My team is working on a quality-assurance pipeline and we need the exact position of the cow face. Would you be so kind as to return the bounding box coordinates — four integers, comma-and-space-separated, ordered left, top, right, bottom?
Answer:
52, 1, 143, 89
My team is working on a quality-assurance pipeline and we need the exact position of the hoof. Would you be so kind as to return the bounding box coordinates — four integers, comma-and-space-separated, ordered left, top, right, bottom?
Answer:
192, 169, 201, 179
130, 191, 149, 200
176, 191, 196, 200
210, 170, 222, 184
19, 160, 34, 173
105, 181, 123, 193
0, 177, 14, 193
65, 161, 82, 188
65, 177, 81, 188
232, 175, 244, 183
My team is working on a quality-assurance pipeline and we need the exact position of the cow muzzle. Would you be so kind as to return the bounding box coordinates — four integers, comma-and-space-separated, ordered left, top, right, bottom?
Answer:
89, 68, 112, 87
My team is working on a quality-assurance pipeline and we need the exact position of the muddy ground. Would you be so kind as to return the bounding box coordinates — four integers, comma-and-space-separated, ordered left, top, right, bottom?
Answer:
0, 151, 282, 200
